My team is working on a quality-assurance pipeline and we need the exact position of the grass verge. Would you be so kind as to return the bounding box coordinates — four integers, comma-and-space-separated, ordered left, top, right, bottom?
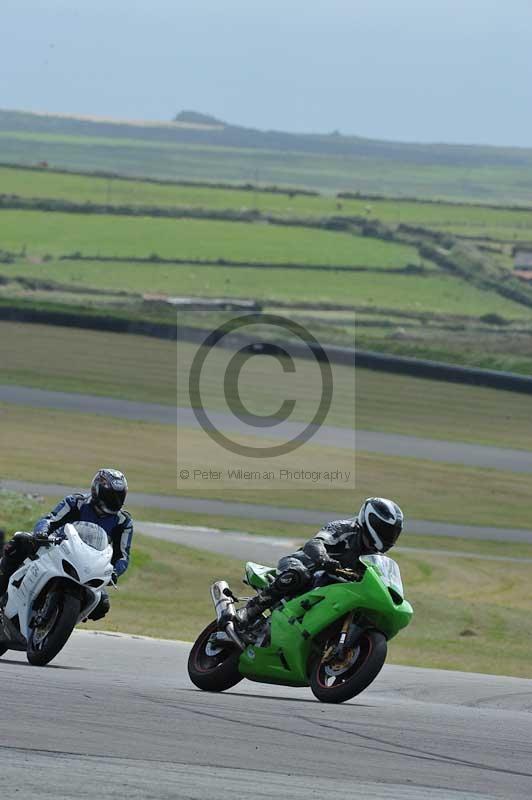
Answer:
2, 403, 532, 529
3, 321, 532, 450
8, 498, 532, 560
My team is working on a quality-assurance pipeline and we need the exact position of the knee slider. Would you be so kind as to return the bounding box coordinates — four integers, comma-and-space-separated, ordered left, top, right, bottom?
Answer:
3, 533, 34, 563
3, 540, 17, 558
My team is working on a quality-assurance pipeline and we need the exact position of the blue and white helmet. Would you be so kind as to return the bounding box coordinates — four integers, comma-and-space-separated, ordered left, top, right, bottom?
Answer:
91, 468, 128, 514
357, 497, 404, 553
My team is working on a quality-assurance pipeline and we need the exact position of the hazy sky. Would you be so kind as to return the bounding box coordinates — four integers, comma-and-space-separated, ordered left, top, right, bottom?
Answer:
2, 0, 531, 147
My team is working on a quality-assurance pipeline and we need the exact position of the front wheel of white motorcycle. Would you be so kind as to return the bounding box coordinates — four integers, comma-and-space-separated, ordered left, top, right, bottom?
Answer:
27, 589, 81, 667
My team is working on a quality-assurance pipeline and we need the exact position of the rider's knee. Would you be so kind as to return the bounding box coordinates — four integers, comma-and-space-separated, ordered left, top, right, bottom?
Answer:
273, 564, 311, 596
2, 533, 34, 566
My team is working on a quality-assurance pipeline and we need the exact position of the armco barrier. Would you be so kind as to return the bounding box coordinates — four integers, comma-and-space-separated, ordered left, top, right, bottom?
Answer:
3, 304, 532, 395
352, 349, 532, 394
0, 306, 177, 340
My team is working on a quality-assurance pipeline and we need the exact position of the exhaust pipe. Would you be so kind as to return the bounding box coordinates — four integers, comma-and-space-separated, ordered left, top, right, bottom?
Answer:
210, 581, 245, 650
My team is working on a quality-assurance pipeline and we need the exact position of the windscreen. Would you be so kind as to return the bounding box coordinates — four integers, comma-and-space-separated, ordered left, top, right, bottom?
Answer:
69, 521, 110, 551
361, 554, 404, 598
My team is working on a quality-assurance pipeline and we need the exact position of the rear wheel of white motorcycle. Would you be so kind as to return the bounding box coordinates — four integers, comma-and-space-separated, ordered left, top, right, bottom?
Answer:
309, 628, 387, 704
188, 620, 243, 692
27, 588, 81, 667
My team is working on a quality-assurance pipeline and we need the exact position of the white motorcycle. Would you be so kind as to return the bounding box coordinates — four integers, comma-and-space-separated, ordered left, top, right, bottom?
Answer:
0, 521, 114, 666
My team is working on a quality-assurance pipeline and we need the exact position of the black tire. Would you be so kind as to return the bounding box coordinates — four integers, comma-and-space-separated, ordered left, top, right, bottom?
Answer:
0, 645, 7, 658
188, 620, 243, 692
309, 629, 387, 704
27, 591, 81, 666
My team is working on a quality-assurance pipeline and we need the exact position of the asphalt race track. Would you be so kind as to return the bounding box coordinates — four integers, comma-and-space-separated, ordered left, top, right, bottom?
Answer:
3, 383, 532, 472
1, 631, 531, 800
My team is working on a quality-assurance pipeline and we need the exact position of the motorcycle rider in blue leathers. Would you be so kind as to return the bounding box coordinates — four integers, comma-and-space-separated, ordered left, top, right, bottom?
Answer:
0, 469, 133, 621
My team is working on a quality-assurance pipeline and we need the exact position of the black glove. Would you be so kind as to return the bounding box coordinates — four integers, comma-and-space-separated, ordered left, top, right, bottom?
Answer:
33, 530, 52, 546
320, 556, 342, 574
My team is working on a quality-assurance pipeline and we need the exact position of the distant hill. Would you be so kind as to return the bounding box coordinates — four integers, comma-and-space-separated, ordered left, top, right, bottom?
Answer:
2, 108, 532, 202
2, 108, 532, 168
173, 110, 225, 127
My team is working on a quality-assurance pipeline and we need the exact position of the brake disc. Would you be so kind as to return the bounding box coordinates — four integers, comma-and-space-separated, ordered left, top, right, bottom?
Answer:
324, 644, 360, 677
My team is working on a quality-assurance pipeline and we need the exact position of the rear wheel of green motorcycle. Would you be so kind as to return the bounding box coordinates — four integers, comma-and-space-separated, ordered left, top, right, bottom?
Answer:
188, 620, 243, 692
309, 629, 387, 704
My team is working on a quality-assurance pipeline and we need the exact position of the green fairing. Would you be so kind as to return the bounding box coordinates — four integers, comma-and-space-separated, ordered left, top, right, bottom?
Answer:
245, 562, 276, 590
239, 562, 413, 687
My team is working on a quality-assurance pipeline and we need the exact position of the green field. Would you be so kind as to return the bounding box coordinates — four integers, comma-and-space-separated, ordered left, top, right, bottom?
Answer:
3, 128, 532, 204
4, 257, 531, 320
432, 223, 532, 243
1, 165, 532, 243
1, 167, 531, 373
0, 209, 418, 268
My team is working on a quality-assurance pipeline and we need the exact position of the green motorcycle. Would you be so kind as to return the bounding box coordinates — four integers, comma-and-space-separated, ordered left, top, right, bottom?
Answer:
188, 555, 413, 704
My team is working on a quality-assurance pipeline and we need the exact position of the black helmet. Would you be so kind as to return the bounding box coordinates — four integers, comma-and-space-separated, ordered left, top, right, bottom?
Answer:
357, 497, 404, 553
91, 469, 128, 513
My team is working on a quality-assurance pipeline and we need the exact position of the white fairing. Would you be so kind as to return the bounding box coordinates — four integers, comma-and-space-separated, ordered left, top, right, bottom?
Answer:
361, 554, 405, 599
4, 522, 114, 640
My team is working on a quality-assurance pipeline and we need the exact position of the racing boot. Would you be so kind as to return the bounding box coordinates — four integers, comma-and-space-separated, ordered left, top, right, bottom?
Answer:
0, 534, 35, 597
236, 589, 274, 628
0, 567, 9, 597
0, 547, 16, 596
236, 566, 312, 628
0, 557, 15, 597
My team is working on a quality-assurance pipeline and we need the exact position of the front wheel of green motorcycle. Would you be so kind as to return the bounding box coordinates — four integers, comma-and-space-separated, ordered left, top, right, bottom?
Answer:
309, 629, 387, 704
188, 620, 243, 692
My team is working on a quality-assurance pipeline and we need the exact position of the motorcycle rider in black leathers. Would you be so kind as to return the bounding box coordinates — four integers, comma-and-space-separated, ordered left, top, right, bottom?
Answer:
0, 469, 133, 621
236, 497, 404, 628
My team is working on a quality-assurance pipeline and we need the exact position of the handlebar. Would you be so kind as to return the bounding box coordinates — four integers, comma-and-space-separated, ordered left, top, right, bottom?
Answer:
34, 532, 66, 547
332, 567, 365, 583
